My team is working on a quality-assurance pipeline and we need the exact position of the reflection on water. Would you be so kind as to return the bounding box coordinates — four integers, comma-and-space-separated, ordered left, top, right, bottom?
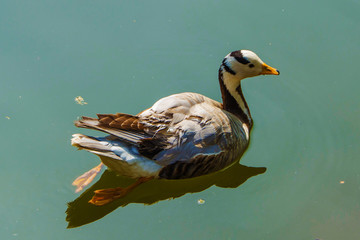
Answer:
66, 162, 266, 228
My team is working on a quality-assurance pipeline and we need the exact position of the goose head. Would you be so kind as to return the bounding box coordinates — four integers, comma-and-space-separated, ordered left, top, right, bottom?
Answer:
219, 50, 280, 129
220, 50, 280, 80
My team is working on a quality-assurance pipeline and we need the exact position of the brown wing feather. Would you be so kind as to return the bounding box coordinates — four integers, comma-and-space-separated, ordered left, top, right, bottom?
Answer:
75, 114, 148, 143
75, 113, 171, 158
96, 113, 145, 131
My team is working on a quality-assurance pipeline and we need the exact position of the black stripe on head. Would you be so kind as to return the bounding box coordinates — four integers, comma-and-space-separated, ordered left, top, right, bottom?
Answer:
230, 51, 250, 64
221, 59, 236, 75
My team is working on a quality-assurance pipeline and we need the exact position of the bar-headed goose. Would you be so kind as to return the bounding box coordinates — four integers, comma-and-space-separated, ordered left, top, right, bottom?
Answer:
71, 50, 279, 205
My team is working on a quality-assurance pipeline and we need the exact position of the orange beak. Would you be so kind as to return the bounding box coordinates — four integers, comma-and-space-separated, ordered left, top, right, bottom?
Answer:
261, 63, 280, 75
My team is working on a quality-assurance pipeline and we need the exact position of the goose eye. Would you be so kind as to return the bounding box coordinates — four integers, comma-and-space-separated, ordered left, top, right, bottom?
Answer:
249, 64, 254, 68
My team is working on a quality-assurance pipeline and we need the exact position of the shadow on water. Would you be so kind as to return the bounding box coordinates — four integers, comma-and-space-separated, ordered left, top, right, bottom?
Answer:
66, 162, 266, 228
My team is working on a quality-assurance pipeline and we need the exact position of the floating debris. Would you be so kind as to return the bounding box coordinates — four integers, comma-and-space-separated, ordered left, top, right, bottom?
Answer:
75, 96, 88, 105
339, 180, 345, 184
5, 116, 10, 120
197, 199, 205, 205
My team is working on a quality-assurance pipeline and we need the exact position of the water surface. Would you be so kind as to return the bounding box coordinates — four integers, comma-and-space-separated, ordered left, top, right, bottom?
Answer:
1, 0, 359, 239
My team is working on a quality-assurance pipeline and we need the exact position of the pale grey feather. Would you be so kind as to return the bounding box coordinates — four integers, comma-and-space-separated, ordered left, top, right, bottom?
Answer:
137, 92, 250, 178
72, 92, 249, 179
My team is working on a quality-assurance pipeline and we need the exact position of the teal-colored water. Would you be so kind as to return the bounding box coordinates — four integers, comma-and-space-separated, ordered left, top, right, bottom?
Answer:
1, 0, 360, 239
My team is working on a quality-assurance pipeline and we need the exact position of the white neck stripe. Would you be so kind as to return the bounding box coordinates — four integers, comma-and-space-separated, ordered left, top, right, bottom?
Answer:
222, 71, 250, 118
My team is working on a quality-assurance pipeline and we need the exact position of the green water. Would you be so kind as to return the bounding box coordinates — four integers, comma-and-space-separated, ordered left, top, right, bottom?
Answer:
1, 0, 359, 239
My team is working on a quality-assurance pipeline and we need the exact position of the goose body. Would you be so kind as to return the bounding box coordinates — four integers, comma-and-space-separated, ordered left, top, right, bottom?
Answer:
71, 50, 279, 204
72, 92, 249, 179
